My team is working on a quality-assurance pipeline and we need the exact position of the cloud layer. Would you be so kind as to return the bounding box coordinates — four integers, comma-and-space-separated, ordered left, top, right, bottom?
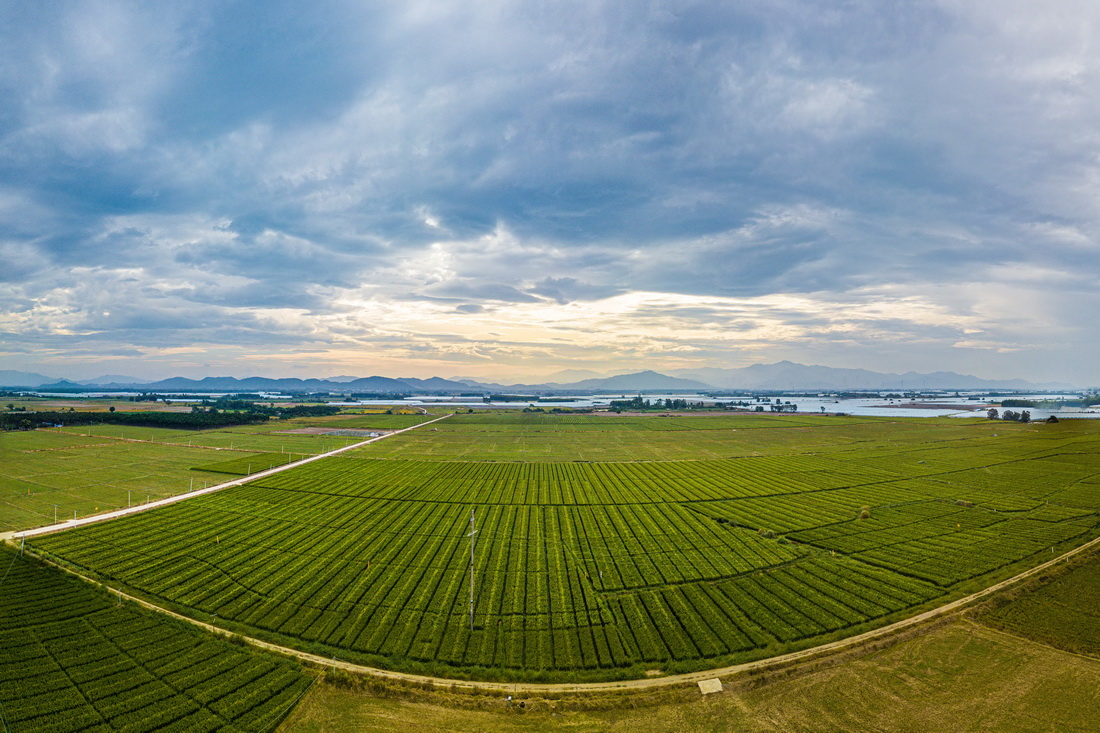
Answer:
2, 1, 1099, 384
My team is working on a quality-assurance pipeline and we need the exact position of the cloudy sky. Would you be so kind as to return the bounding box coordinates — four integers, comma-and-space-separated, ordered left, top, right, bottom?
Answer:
2, 1, 1099, 384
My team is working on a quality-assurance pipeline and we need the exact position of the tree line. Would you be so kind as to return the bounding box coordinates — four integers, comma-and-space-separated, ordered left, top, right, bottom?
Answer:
0, 409, 270, 432
986, 408, 1031, 423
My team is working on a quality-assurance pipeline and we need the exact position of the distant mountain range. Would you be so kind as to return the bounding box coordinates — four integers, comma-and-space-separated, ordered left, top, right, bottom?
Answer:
0, 370, 54, 387
0, 362, 1077, 393
665, 361, 1074, 391
461, 370, 711, 393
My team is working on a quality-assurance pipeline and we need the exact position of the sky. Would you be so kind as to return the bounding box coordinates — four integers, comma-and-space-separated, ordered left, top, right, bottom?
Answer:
1, 1, 1099, 385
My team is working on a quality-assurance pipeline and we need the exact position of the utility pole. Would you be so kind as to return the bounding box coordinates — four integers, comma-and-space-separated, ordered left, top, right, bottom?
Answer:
467, 508, 477, 631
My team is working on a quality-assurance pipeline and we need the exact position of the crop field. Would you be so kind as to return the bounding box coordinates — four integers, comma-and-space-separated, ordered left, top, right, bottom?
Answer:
0, 430, 241, 532
357, 412, 1045, 461
26, 413, 1100, 682
978, 547, 1100, 657
0, 412, 429, 532
0, 545, 312, 732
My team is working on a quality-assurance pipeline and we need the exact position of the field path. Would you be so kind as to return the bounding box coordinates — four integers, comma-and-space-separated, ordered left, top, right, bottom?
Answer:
1, 413, 452, 543
13, 519, 1100, 696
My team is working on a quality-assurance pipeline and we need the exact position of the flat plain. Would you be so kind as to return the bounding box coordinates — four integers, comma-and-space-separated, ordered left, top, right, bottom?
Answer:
0, 412, 435, 532
27, 412, 1100, 682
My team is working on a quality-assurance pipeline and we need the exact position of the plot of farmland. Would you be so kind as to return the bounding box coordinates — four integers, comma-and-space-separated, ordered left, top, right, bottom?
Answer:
0, 546, 311, 732
0, 414, 421, 532
28, 413, 1100, 681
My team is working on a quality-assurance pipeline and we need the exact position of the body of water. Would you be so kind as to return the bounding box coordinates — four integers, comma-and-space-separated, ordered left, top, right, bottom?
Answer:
22, 391, 1099, 420
334, 394, 1100, 419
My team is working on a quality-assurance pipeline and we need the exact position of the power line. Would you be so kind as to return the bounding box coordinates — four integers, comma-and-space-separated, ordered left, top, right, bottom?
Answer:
467, 508, 477, 631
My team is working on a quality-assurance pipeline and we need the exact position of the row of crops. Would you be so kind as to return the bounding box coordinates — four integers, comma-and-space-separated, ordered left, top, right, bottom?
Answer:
0, 546, 311, 732
187, 449, 1049, 507
24, 415, 1100, 681
351, 411, 1100, 462
978, 551, 1100, 658
29, 495, 944, 672
193, 442, 1100, 520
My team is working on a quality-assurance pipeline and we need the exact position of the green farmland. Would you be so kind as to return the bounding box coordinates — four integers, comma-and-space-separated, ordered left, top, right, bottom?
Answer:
26, 413, 1100, 682
979, 544, 1100, 657
0, 412, 432, 532
356, 411, 1067, 461
0, 545, 311, 732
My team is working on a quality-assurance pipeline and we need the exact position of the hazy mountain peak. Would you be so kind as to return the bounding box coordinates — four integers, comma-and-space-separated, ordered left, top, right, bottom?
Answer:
77, 375, 150, 385
0, 370, 57, 387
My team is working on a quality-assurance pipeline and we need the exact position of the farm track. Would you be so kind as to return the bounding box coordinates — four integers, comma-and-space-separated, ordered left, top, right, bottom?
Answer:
0, 413, 452, 544
13, 529, 1100, 696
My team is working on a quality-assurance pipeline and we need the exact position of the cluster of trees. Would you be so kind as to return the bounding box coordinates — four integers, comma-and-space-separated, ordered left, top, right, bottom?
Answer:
606, 396, 804, 413
610, 397, 667, 411
1, 410, 269, 432
609, 397, 742, 412
749, 398, 798, 412
0, 394, 347, 432
986, 408, 1031, 423
271, 404, 342, 418
489, 394, 538, 402
1002, 395, 1098, 409
192, 397, 342, 419
128, 393, 170, 402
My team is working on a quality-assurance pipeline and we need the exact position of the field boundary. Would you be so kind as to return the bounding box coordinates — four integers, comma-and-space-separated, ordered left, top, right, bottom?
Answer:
0, 413, 452, 543
11, 530, 1100, 695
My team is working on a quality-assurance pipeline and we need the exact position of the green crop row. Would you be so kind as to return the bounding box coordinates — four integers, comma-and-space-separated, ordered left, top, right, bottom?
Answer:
0, 546, 311, 732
